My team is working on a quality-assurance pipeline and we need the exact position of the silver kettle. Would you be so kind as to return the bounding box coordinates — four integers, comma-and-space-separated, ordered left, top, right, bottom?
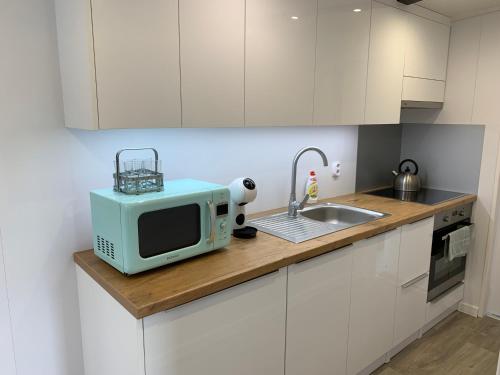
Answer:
392, 159, 421, 192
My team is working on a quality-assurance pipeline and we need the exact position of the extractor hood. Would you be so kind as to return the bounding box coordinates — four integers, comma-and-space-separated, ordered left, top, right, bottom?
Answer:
400, 77, 445, 109
397, 0, 423, 4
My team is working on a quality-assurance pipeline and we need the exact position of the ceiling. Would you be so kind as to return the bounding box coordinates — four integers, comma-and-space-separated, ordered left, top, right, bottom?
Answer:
418, 0, 500, 20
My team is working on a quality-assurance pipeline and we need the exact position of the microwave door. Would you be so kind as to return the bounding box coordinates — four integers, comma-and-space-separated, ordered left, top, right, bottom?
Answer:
125, 194, 214, 266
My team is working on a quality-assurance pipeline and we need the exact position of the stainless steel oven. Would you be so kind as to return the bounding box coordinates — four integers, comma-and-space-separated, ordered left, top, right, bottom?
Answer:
427, 203, 473, 302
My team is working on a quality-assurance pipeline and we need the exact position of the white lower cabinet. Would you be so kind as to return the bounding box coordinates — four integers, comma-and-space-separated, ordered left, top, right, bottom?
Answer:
143, 269, 287, 375
393, 275, 429, 347
347, 229, 400, 375
78, 215, 457, 375
286, 246, 353, 375
393, 217, 434, 348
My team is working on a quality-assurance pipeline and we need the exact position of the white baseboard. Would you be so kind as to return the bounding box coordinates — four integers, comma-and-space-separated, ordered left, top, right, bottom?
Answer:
487, 313, 500, 321
422, 302, 459, 334
388, 331, 420, 360
458, 302, 479, 317
358, 354, 387, 375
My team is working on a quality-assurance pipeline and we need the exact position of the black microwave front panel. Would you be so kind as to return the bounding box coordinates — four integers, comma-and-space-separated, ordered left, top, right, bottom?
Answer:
138, 204, 201, 258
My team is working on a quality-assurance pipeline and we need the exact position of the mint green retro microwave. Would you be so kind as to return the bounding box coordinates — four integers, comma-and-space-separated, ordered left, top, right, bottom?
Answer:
90, 179, 231, 275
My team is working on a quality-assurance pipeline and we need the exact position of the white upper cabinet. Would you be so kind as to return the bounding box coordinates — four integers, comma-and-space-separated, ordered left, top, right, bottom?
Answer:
364, 2, 407, 124
143, 269, 287, 375
179, 0, 245, 127
91, 0, 181, 129
245, 0, 317, 126
473, 12, 500, 126
436, 16, 482, 124
401, 12, 449, 105
55, 0, 99, 130
404, 14, 450, 81
286, 246, 353, 375
347, 229, 400, 375
313, 0, 371, 126
56, 0, 452, 129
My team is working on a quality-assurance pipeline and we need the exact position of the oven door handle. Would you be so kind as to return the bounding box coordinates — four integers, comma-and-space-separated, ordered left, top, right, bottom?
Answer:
207, 200, 216, 244
402, 272, 429, 289
441, 223, 474, 241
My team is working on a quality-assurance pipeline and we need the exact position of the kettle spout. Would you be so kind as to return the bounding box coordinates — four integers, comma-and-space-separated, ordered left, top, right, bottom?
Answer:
392, 170, 399, 176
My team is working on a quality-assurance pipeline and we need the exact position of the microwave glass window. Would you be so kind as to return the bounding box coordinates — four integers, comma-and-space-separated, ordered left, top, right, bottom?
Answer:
138, 204, 201, 258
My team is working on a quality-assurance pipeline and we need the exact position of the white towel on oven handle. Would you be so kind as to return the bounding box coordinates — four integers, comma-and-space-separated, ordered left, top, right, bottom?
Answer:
443, 225, 472, 262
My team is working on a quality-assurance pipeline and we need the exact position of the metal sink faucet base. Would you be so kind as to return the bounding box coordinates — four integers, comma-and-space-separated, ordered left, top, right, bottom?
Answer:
288, 146, 328, 217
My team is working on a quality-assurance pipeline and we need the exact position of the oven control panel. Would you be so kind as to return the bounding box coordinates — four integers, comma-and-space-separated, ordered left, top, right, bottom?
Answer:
434, 202, 473, 230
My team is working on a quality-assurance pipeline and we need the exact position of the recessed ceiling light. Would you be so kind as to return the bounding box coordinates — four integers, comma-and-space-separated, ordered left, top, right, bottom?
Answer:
291, 16, 299, 20
353, 8, 362, 12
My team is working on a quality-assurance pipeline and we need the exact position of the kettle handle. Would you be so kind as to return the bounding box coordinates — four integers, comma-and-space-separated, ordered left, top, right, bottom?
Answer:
399, 159, 419, 175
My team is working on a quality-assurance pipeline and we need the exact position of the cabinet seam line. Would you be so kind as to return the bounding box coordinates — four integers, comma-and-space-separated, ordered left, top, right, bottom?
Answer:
243, 0, 247, 127
345, 249, 355, 374
178, 0, 184, 127
0, 228, 17, 374
89, 0, 100, 129
363, 0, 374, 124
283, 267, 288, 375
311, 0, 319, 125
471, 16, 483, 123
142, 319, 146, 375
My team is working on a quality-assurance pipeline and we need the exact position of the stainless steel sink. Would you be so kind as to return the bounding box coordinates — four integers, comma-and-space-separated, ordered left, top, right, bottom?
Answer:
249, 203, 389, 243
300, 203, 387, 225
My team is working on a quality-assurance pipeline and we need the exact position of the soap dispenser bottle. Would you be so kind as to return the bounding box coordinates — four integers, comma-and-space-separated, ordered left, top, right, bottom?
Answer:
305, 170, 318, 203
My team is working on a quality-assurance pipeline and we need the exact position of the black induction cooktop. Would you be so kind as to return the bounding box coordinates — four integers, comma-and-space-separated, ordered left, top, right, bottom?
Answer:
366, 188, 466, 205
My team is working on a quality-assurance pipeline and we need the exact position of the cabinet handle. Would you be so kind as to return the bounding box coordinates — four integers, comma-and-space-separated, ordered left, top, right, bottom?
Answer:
401, 272, 429, 289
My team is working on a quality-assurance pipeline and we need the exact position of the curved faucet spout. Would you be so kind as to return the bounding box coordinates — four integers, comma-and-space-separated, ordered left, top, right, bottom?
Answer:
288, 146, 329, 217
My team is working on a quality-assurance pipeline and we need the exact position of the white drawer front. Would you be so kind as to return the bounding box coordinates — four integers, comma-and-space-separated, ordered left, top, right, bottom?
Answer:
398, 217, 434, 286
393, 275, 429, 347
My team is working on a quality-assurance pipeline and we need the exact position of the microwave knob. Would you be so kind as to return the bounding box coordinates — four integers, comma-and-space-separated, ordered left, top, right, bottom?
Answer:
443, 216, 450, 222
220, 222, 227, 231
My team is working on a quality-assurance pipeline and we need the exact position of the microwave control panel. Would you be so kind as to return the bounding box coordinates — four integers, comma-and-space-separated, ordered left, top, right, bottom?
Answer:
213, 189, 230, 245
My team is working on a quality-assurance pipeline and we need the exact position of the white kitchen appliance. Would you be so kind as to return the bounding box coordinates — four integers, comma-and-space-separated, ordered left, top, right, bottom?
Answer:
229, 177, 258, 238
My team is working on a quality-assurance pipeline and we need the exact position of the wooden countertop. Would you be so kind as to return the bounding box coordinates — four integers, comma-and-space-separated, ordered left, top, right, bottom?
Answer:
74, 193, 476, 319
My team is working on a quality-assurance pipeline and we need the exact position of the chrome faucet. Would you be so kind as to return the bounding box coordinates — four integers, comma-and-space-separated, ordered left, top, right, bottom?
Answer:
288, 146, 329, 217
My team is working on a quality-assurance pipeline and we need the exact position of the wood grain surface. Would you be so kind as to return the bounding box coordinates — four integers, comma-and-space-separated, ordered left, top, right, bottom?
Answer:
74, 193, 476, 319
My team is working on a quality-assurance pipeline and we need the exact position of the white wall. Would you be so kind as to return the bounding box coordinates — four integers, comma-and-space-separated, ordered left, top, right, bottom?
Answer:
0, 1, 359, 374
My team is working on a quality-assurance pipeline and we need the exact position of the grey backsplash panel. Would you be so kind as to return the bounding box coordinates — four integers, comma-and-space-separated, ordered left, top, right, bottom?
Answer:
400, 124, 485, 194
356, 123, 485, 194
356, 125, 402, 192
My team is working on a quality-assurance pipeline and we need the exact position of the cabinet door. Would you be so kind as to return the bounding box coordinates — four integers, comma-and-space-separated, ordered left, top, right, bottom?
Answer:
436, 16, 482, 124
393, 217, 433, 347
91, 0, 181, 129
398, 217, 433, 286
347, 229, 400, 375
313, 0, 371, 125
245, 0, 317, 126
143, 269, 286, 375
286, 246, 353, 375
472, 12, 500, 126
393, 275, 429, 347
365, 1, 407, 125
404, 14, 450, 81
179, 0, 244, 127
